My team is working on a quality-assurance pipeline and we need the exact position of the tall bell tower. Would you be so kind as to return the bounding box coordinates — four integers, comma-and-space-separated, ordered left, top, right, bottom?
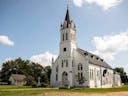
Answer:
60, 7, 77, 58
51, 5, 77, 87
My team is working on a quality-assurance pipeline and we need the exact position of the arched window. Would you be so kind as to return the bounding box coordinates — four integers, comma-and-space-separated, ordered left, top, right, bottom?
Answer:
78, 72, 80, 79
78, 63, 83, 71
89, 69, 91, 79
92, 69, 94, 80
56, 66, 58, 72
81, 65, 83, 70
81, 72, 83, 77
66, 60, 68, 67
62, 60, 63, 67
72, 60, 74, 67
66, 33, 68, 40
56, 74, 58, 81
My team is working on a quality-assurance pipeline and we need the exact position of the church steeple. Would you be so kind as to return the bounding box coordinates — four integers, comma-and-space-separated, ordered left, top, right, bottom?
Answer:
65, 7, 71, 24
60, 6, 77, 57
61, 6, 76, 30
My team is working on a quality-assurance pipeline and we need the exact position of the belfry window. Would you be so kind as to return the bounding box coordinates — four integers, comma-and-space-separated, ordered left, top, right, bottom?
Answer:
62, 60, 63, 67
63, 34, 64, 41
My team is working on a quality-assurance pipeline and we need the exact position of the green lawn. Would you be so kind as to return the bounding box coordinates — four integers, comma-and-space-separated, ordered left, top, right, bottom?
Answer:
0, 85, 128, 96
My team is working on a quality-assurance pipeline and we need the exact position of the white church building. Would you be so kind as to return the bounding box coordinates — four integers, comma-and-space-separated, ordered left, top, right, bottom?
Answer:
50, 7, 121, 88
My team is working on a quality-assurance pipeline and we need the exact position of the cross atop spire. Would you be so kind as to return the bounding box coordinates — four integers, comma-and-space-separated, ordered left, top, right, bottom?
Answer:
67, 0, 69, 9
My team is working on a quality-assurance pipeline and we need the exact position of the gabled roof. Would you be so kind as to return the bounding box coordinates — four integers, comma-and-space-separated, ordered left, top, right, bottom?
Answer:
11, 74, 26, 81
77, 48, 112, 69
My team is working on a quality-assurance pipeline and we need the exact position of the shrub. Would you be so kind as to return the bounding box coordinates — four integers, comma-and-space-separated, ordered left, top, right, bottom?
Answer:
31, 81, 37, 88
70, 86, 75, 89
41, 83, 49, 87
59, 86, 68, 89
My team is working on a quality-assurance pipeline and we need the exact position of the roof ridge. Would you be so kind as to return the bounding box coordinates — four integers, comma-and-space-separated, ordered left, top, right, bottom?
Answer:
77, 48, 112, 69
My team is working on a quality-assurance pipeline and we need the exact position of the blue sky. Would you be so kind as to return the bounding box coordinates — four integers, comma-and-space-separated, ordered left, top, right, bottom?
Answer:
0, 0, 128, 73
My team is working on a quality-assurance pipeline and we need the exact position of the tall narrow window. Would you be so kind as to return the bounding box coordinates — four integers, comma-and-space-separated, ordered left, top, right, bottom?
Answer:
63, 34, 64, 41
81, 72, 83, 77
78, 63, 82, 71
56, 66, 58, 72
66, 60, 68, 67
78, 73, 80, 79
89, 69, 92, 79
66, 33, 68, 40
81, 66, 83, 70
62, 60, 63, 67
92, 69, 94, 80
56, 74, 58, 81
90, 69, 92, 79
72, 60, 74, 67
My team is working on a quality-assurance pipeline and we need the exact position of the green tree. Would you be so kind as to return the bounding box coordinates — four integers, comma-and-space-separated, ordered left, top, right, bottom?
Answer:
114, 67, 128, 83
0, 57, 51, 86
0, 70, 2, 82
44, 66, 51, 83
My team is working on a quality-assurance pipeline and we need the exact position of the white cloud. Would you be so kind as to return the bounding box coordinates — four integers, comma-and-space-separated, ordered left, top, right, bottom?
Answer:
4, 58, 13, 62
73, 0, 84, 7
0, 35, 14, 46
92, 32, 128, 60
30, 51, 57, 66
72, 0, 122, 10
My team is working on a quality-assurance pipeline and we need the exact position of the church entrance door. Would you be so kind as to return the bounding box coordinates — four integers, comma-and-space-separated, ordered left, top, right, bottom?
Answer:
62, 71, 69, 86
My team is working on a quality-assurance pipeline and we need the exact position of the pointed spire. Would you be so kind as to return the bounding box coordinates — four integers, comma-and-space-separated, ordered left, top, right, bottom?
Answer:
61, 2, 76, 30
65, 6, 71, 24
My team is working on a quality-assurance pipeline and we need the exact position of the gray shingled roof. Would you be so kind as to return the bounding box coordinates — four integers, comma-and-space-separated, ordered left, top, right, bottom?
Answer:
77, 48, 112, 69
11, 74, 26, 81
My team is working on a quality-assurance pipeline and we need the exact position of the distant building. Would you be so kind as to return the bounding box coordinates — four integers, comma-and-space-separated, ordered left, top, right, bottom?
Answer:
50, 7, 121, 88
9, 74, 26, 86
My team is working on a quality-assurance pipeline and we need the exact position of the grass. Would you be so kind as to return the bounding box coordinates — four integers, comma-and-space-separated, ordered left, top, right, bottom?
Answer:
0, 85, 128, 96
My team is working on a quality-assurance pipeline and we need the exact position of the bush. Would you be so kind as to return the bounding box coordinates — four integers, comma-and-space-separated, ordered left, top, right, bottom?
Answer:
124, 83, 128, 85
41, 83, 49, 87
59, 86, 68, 89
31, 81, 37, 88
32, 84, 37, 88
70, 86, 75, 89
